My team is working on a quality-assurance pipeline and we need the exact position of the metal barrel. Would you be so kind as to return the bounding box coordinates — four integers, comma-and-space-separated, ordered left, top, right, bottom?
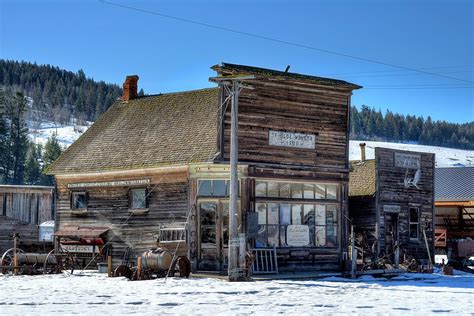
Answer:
17, 253, 58, 265
141, 248, 173, 271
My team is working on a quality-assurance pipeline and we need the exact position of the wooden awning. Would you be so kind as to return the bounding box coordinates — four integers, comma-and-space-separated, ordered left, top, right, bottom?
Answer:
55, 226, 110, 238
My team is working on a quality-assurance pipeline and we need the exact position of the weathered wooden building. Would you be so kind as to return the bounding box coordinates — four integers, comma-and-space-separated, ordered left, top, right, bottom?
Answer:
348, 144, 435, 269
0, 185, 55, 253
434, 167, 474, 258
47, 63, 361, 274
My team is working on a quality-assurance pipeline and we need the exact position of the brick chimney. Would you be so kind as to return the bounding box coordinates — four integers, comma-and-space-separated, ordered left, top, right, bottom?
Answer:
122, 75, 139, 101
359, 142, 366, 161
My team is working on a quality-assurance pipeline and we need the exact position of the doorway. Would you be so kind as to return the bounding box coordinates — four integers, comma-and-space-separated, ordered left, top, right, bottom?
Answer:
385, 213, 399, 262
198, 200, 229, 271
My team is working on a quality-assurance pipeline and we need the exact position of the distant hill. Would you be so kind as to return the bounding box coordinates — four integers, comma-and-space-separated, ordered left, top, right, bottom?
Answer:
0, 59, 122, 122
350, 105, 474, 150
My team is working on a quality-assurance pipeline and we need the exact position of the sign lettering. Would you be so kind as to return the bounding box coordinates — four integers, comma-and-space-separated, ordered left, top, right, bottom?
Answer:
68, 179, 150, 189
286, 225, 310, 246
269, 130, 315, 149
383, 205, 401, 213
394, 153, 421, 169
60, 244, 100, 253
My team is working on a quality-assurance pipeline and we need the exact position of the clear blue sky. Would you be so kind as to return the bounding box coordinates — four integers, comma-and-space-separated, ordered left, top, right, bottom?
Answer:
1, 0, 473, 123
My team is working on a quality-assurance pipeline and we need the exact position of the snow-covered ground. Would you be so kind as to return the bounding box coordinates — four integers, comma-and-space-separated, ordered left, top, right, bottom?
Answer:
1, 271, 473, 314
349, 140, 474, 167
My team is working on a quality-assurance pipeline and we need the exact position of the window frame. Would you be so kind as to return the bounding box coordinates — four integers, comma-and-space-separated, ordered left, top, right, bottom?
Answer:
129, 188, 148, 210
409, 206, 420, 241
70, 191, 88, 212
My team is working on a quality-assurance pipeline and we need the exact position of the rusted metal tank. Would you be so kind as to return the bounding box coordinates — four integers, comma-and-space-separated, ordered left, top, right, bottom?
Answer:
141, 248, 173, 271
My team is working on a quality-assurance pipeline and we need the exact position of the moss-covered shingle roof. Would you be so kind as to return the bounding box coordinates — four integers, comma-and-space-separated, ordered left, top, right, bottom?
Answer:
349, 160, 377, 197
212, 62, 362, 89
47, 88, 219, 175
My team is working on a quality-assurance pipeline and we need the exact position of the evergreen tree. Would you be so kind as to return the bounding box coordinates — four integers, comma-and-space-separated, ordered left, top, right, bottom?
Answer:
24, 142, 42, 184
41, 134, 62, 185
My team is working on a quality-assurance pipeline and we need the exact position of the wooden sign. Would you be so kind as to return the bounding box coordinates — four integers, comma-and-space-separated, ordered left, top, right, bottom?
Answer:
68, 179, 150, 189
394, 153, 421, 169
60, 244, 100, 253
269, 130, 315, 149
383, 205, 401, 213
286, 225, 310, 246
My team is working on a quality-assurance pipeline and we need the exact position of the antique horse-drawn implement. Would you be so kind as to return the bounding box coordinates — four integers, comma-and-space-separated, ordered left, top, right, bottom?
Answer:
113, 248, 191, 280
1, 234, 75, 275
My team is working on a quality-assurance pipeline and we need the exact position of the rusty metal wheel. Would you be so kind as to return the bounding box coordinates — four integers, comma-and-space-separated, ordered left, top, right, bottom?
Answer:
1, 248, 25, 274
169, 256, 191, 278
114, 265, 133, 280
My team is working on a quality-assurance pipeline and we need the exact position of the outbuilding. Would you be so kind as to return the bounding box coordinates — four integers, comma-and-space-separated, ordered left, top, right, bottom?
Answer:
47, 63, 361, 275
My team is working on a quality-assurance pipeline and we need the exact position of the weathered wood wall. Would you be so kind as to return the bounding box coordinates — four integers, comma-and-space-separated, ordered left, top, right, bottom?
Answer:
375, 148, 435, 261
56, 168, 189, 267
0, 185, 54, 225
218, 80, 353, 178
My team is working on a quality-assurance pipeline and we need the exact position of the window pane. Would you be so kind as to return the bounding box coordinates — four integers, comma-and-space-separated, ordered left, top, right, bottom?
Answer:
327, 225, 337, 247
267, 182, 279, 198
200, 203, 216, 225
198, 180, 212, 196
256, 203, 267, 224
73, 193, 86, 209
410, 208, 419, 223
256, 225, 267, 247
268, 203, 279, 225
315, 205, 326, 225
291, 183, 303, 199
213, 180, 226, 196
132, 189, 146, 209
326, 205, 338, 225
201, 227, 216, 246
315, 226, 326, 246
326, 184, 338, 200
303, 183, 315, 199
280, 204, 291, 225
255, 181, 267, 197
280, 226, 288, 247
315, 184, 325, 199
303, 204, 315, 225
268, 225, 279, 246
291, 204, 302, 224
410, 224, 418, 239
279, 183, 291, 198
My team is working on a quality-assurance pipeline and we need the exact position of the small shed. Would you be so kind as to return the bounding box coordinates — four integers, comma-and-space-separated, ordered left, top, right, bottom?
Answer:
434, 167, 474, 258
349, 144, 435, 270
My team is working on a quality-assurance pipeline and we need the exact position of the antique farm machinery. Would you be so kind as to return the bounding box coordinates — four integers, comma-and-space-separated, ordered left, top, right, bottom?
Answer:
113, 248, 191, 280
1, 234, 75, 275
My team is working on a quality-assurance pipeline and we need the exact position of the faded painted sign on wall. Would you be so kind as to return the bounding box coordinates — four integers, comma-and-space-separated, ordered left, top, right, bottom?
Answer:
269, 130, 315, 149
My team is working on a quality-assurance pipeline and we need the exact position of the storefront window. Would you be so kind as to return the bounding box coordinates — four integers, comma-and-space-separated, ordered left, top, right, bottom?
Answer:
198, 179, 238, 197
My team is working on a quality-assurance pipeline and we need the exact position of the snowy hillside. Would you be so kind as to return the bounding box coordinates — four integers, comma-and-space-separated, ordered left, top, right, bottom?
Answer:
27, 122, 473, 167
27, 120, 91, 148
350, 140, 474, 167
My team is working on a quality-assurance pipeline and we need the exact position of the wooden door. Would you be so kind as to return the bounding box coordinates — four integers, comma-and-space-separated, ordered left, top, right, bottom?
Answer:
198, 200, 229, 271
385, 213, 399, 260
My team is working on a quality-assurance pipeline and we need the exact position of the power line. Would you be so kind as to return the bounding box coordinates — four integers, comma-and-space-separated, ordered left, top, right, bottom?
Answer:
323, 64, 474, 76
364, 86, 474, 90
338, 70, 474, 79
99, 0, 473, 84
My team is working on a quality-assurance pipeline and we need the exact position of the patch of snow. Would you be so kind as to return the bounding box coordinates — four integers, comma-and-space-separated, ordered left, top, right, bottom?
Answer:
27, 120, 92, 149
350, 140, 474, 167
1, 271, 473, 314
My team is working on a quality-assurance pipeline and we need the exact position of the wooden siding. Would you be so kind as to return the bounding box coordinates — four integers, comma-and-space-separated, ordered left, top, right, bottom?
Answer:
218, 81, 352, 171
375, 148, 435, 260
56, 170, 189, 267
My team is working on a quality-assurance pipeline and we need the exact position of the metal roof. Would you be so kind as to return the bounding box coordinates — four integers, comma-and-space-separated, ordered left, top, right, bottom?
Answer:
435, 167, 474, 202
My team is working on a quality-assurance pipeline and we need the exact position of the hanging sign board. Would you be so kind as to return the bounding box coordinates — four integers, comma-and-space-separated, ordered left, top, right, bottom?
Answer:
286, 225, 310, 246
394, 153, 421, 169
68, 179, 150, 189
269, 130, 315, 149
60, 244, 100, 253
383, 205, 401, 213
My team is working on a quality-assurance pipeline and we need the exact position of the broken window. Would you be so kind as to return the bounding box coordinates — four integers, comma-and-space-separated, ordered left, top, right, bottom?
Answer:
71, 191, 87, 210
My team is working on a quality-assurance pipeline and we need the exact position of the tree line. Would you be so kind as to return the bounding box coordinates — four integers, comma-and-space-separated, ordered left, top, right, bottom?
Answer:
350, 105, 474, 150
0, 59, 123, 122
0, 89, 61, 185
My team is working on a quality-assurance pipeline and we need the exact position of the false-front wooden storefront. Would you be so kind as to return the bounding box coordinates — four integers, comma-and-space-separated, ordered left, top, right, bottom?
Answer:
48, 63, 361, 274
